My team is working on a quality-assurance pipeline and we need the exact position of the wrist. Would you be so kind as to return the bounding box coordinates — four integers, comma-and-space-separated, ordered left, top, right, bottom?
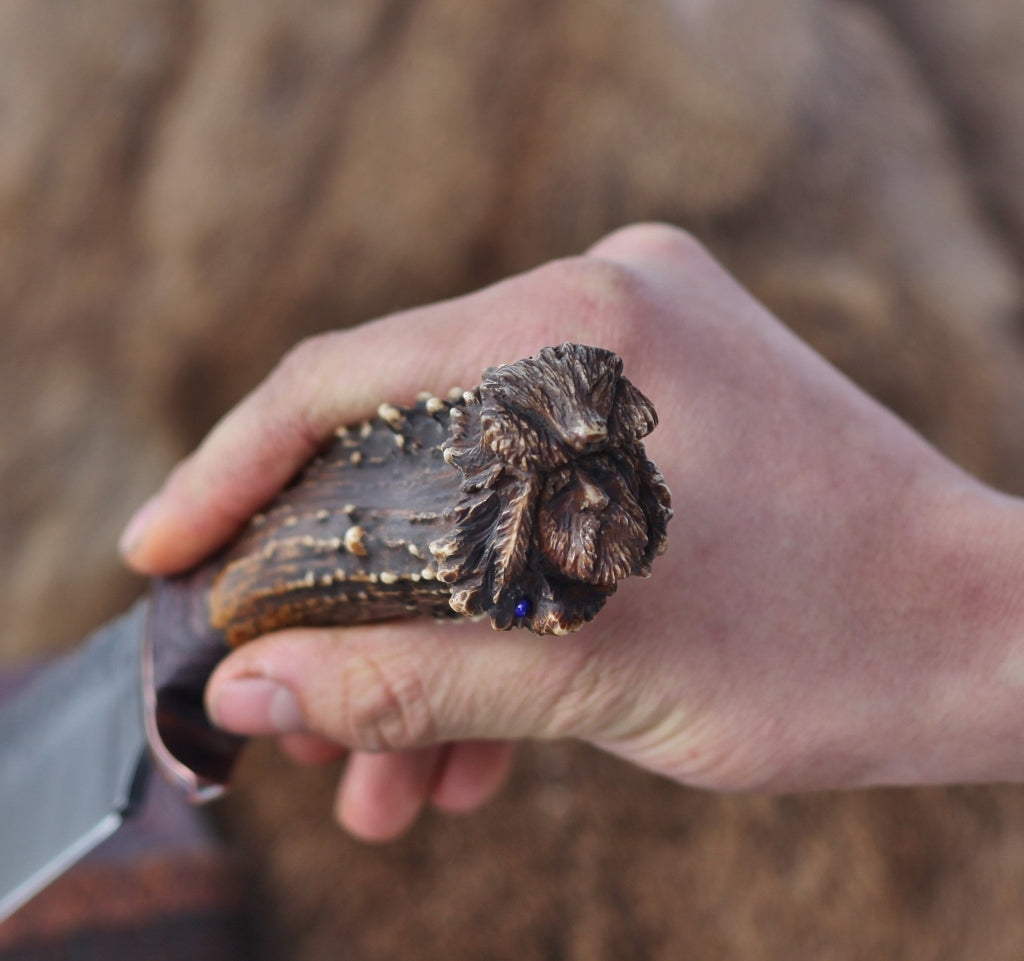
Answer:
886, 479, 1024, 786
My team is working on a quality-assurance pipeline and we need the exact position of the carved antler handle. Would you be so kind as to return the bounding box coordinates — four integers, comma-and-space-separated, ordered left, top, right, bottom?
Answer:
145, 344, 672, 792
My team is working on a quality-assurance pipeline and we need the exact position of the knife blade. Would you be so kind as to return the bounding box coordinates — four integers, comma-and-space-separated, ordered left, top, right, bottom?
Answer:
0, 603, 151, 922
0, 344, 672, 924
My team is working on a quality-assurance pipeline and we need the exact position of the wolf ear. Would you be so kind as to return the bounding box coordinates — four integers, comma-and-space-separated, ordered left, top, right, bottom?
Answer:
608, 377, 658, 445
478, 404, 554, 472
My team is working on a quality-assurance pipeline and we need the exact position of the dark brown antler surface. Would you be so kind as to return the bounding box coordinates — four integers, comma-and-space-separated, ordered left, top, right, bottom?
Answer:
146, 344, 671, 787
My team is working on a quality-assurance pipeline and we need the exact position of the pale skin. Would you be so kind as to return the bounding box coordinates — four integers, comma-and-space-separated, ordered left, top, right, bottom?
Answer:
120, 224, 1024, 842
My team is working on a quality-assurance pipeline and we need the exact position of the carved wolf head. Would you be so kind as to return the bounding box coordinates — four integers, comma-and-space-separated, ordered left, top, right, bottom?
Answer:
431, 344, 672, 634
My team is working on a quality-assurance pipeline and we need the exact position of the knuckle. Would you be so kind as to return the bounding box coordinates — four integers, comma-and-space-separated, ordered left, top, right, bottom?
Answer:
537, 254, 644, 307
267, 333, 337, 402
529, 255, 653, 347
340, 650, 437, 751
277, 332, 334, 376
592, 222, 708, 265
258, 332, 347, 446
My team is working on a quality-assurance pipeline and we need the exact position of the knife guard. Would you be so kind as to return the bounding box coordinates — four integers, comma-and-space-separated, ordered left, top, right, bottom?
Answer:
142, 343, 673, 800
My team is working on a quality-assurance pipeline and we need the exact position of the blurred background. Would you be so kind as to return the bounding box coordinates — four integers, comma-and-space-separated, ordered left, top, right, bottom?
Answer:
2, 0, 1024, 957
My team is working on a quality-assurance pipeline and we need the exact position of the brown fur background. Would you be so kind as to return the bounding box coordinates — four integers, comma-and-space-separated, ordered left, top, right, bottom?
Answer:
3, 0, 1024, 957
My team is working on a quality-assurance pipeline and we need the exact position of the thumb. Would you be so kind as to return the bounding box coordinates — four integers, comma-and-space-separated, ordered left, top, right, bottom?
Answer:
204, 618, 633, 751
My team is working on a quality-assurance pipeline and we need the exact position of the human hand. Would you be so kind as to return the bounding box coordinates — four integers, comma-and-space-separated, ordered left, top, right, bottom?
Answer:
120, 224, 1024, 840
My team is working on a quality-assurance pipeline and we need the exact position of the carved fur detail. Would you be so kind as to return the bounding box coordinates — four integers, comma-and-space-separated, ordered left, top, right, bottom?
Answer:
432, 343, 672, 634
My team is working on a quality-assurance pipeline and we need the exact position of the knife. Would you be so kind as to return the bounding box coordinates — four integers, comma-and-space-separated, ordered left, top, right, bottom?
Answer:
0, 343, 672, 922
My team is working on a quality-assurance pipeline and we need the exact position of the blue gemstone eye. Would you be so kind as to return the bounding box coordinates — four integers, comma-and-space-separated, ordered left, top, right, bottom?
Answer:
514, 597, 531, 619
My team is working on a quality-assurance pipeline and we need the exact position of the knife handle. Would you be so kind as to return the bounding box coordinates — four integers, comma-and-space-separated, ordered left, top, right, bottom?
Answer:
141, 344, 673, 800
144, 400, 461, 798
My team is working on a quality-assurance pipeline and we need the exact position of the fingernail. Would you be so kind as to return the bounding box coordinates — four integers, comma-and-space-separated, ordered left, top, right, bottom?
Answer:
210, 677, 307, 735
119, 496, 159, 557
